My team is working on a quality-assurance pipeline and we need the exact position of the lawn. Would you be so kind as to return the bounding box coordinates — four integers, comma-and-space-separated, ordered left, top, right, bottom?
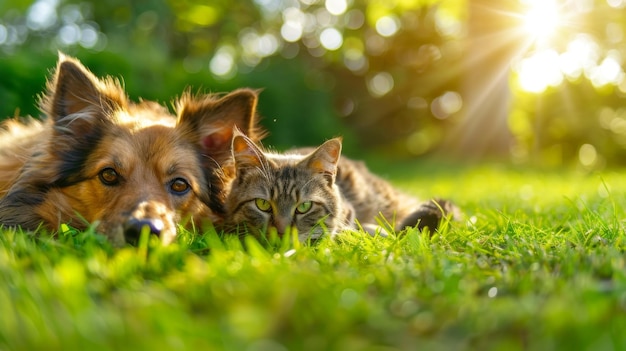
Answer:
1, 162, 625, 351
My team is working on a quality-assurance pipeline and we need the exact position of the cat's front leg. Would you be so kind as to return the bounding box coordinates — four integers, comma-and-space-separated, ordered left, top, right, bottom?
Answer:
398, 198, 460, 234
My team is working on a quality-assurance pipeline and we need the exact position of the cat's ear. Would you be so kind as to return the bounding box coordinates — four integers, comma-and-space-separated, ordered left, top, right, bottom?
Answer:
42, 52, 127, 134
177, 88, 265, 165
305, 138, 342, 186
231, 127, 265, 175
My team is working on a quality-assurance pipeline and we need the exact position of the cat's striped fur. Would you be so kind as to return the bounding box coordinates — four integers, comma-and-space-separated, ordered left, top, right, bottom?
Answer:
225, 131, 458, 241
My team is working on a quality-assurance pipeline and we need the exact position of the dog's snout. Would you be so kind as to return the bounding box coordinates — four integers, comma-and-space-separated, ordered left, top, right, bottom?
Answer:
124, 218, 165, 244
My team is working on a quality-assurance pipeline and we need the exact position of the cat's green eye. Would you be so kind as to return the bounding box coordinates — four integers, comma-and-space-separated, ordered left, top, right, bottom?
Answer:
255, 198, 272, 212
295, 201, 313, 214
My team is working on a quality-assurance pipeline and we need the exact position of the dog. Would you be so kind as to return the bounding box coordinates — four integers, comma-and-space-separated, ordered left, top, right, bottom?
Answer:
0, 53, 264, 246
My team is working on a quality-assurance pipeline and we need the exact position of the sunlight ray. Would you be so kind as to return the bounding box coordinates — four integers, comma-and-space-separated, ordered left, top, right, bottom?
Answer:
443, 24, 537, 156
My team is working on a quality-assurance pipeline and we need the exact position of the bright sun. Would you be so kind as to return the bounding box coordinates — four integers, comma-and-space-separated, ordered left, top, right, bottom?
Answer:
522, 0, 561, 39
516, 0, 567, 93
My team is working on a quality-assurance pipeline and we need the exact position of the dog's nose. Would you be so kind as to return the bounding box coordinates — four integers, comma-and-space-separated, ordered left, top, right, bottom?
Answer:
124, 218, 164, 244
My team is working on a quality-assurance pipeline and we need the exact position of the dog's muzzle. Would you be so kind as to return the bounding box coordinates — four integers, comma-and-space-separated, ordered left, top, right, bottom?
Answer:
124, 218, 165, 245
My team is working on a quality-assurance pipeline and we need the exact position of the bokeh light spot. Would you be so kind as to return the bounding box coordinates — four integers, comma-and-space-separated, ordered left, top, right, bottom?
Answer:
0, 25, 8, 45
607, 0, 626, 8
579, 144, 597, 167
210, 46, 236, 78
325, 0, 347, 16
344, 9, 364, 30
319, 27, 343, 51
589, 53, 624, 88
79, 25, 99, 48
58, 24, 80, 45
431, 91, 463, 119
281, 22, 303, 42
367, 72, 394, 97
517, 50, 563, 93
375, 15, 400, 37
281, 7, 305, 42
27, 0, 58, 31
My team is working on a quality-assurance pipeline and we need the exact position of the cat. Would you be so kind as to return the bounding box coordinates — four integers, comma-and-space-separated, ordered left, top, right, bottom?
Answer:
224, 130, 458, 241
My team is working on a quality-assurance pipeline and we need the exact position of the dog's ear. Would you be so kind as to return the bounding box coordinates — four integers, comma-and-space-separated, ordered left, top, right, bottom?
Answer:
42, 53, 127, 135
177, 88, 265, 165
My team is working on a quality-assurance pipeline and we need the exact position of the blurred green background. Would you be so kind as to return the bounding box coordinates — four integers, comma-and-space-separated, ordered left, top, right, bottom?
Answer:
1, 0, 625, 168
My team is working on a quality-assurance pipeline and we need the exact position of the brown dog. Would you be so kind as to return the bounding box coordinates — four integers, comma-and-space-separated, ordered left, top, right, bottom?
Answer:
0, 54, 263, 245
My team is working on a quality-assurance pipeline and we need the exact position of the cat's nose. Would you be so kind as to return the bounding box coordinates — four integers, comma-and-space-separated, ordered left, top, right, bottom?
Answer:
124, 218, 164, 244
272, 218, 290, 236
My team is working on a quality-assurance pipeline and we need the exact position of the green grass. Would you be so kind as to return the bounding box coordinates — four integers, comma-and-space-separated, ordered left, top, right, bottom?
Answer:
2, 163, 626, 350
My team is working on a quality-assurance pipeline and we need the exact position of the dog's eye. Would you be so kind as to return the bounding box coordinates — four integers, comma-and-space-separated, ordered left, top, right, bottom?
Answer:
99, 168, 120, 185
169, 178, 191, 195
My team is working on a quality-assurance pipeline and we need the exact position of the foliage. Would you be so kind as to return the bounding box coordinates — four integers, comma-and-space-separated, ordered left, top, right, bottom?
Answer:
2, 0, 626, 162
510, 79, 626, 168
509, 1, 626, 168
2, 164, 626, 350
0, 0, 462, 155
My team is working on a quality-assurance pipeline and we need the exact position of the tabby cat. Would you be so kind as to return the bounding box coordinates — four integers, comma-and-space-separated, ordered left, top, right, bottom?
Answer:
224, 130, 458, 241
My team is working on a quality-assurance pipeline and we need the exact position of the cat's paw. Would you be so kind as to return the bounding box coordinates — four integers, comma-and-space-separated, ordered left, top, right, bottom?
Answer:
399, 198, 460, 233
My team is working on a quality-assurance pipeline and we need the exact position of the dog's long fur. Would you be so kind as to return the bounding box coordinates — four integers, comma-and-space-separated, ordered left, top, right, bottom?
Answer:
0, 54, 263, 245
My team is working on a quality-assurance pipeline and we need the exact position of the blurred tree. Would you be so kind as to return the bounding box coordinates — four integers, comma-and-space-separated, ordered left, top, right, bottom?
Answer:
441, 0, 521, 158
1, 0, 626, 166
510, 0, 626, 168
